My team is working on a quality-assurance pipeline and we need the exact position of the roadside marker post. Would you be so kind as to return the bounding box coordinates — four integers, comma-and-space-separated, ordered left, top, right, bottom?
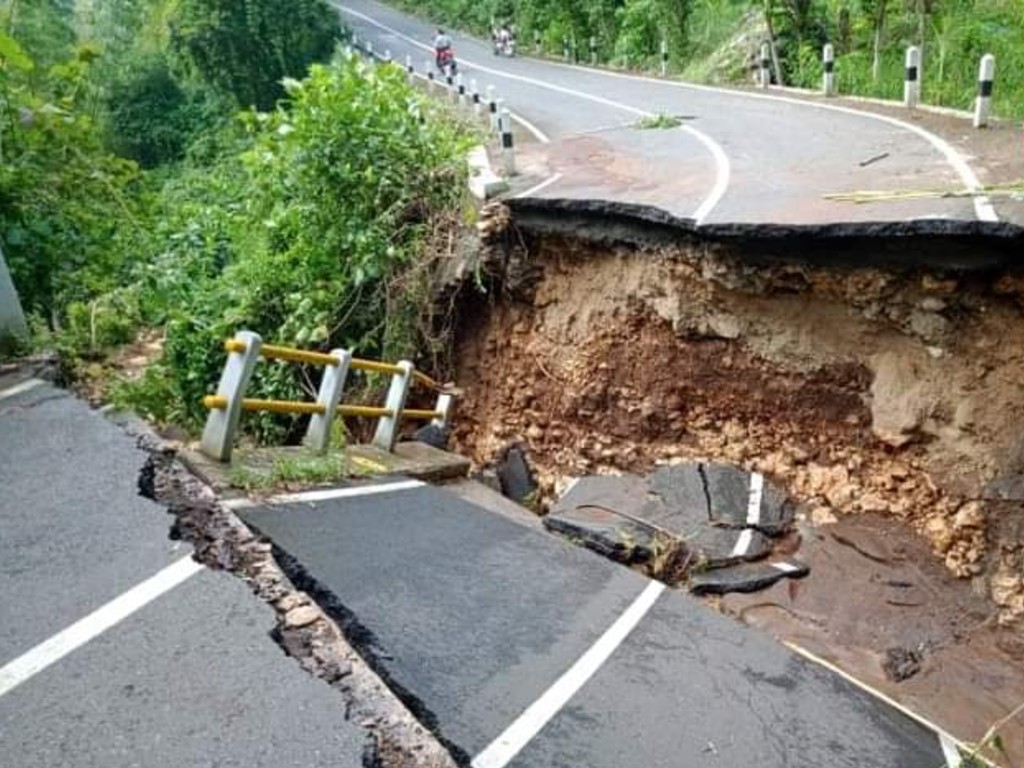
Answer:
661, 39, 668, 77
304, 349, 352, 453
500, 107, 516, 176
200, 331, 262, 462
974, 53, 995, 128
366, 41, 374, 61
372, 361, 413, 452
904, 46, 921, 108
759, 42, 771, 89
534, 29, 541, 54
590, 36, 597, 66
487, 86, 498, 131
384, 49, 392, 63
471, 79, 482, 117
427, 61, 436, 92
432, 393, 454, 431
494, 98, 506, 136
405, 53, 414, 81
563, 36, 569, 62
457, 72, 466, 109
823, 43, 836, 96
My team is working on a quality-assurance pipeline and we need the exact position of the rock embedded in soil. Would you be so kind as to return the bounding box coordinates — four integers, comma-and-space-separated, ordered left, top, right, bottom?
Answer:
495, 444, 537, 503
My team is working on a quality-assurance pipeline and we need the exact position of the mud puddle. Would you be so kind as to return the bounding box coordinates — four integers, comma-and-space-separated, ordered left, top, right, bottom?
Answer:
451, 205, 1024, 763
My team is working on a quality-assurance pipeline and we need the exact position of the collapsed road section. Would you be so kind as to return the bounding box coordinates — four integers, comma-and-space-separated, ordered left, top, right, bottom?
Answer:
453, 201, 1024, 762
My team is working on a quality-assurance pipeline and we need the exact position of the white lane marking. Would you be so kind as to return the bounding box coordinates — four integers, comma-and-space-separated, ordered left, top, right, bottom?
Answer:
520, 56, 997, 222
0, 378, 44, 403
223, 479, 426, 509
471, 580, 665, 768
509, 113, 550, 144
516, 172, 564, 199
0, 556, 203, 699
771, 562, 800, 574
746, 472, 764, 526
729, 528, 754, 559
336, 4, 731, 224
785, 641, 972, 766
939, 733, 963, 767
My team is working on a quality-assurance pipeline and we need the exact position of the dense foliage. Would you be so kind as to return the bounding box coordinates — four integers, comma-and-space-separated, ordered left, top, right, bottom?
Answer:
1, 0, 470, 439
399, 0, 1024, 117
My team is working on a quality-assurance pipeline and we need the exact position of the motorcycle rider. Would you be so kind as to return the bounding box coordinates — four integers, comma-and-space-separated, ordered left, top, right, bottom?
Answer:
434, 27, 453, 70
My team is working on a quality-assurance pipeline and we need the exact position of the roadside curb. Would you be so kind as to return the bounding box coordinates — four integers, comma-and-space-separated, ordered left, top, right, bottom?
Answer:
468, 145, 509, 200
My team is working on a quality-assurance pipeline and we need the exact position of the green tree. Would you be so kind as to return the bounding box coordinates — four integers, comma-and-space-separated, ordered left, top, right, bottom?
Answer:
168, 0, 340, 110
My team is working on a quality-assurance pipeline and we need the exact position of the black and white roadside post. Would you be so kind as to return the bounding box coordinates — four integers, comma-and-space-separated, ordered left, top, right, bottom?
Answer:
366, 40, 374, 61
445, 65, 455, 105
661, 38, 668, 77
823, 43, 835, 96
487, 86, 498, 131
759, 42, 771, 88
904, 45, 921, 108
493, 98, 505, 136
456, 72, 466, 109
589, 36, 597, 65
384, 49, 392, 64
471, 78, 482, 117
405, 54, 414, 82
426, 59, 436, 92
562, 36, 569, 62
499, 107, 516, 176
974, 53, 995, 128
534, 29, 541, 54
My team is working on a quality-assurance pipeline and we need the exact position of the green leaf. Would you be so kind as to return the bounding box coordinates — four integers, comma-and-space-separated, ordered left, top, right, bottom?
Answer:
0, 31, 35, 71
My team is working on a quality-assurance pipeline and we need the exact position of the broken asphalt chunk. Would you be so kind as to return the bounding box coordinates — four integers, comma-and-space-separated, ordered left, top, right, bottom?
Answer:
689, 560, 810, 596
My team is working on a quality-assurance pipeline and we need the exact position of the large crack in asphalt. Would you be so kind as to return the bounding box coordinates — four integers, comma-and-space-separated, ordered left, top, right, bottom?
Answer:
135, 438, 460, 768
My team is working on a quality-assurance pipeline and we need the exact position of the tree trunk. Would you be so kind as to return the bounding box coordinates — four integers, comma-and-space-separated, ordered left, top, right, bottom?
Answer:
763, 0, 785, 86
871, 0, 886, 83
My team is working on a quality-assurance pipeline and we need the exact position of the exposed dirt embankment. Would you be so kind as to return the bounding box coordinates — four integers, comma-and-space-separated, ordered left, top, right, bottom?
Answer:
453, 205, 1024, 626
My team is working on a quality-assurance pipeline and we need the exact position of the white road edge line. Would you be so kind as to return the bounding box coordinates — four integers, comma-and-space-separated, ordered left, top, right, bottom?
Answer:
471, 580, 666, 768
784, 641, 974, 766
746, 472, 764, 526
0, 556, 204, 699
516, 172, 564, 199
771, 562, 800, 574
939, 733, 964, 767
223, 479, 426, 509
729, 528, 754, 559
0, 377, 44, 403
519, 53, 997, 222
335, 4, 730, 224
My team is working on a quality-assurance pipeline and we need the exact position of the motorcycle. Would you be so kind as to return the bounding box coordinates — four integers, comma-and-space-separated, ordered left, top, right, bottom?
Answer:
436, 47, 457, 75
492, 33, 515, 57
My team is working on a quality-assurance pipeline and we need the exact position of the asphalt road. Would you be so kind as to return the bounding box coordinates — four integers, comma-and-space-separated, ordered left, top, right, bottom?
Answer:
335, 0, 1002, 227
0, 377, 365, 768
242, 482, 953, 768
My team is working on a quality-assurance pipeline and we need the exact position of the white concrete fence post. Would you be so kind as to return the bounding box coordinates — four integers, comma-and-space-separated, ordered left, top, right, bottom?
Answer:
493, 98, 505, 135
974, 53, 995, 128
534, 29, 541, 54
563, 36, 569, 62
200, 330, 262, 462
304, 349, 352, 453
432, 393, 454, 431
823, 43, 836, 96
590, 36, 597, 65
372, 361, 413, 452
471, 78, 481, 117
904, 45, 921, 108
426, 59, 436, 91
500, 107, 516, 176
661, 38, 668, 77
405, 53, 413, 81
457, 72, 466, 109
760, 42, 771, 88
384, 49, 392, 64
366, 41, 374, 61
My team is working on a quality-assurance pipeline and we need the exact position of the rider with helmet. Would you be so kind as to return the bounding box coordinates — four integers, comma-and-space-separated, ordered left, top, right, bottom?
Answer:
434, 28, 453, 70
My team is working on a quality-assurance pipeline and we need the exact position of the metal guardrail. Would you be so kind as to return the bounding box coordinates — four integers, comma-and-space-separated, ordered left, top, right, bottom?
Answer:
199, 330, 453, 462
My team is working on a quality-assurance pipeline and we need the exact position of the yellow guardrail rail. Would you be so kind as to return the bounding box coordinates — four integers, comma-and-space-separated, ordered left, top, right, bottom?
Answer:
200, 331, 455, 462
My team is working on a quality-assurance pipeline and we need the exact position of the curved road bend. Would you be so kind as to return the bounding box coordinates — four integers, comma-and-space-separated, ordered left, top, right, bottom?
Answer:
335, 0, 997, 226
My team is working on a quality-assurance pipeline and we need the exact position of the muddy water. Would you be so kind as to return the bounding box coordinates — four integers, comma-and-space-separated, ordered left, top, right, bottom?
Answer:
451, 220, 1024, 763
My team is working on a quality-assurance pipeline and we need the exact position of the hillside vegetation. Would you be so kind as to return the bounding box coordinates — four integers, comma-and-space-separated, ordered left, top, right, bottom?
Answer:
400, 0, 1024, 118
1, 0, 469, 437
